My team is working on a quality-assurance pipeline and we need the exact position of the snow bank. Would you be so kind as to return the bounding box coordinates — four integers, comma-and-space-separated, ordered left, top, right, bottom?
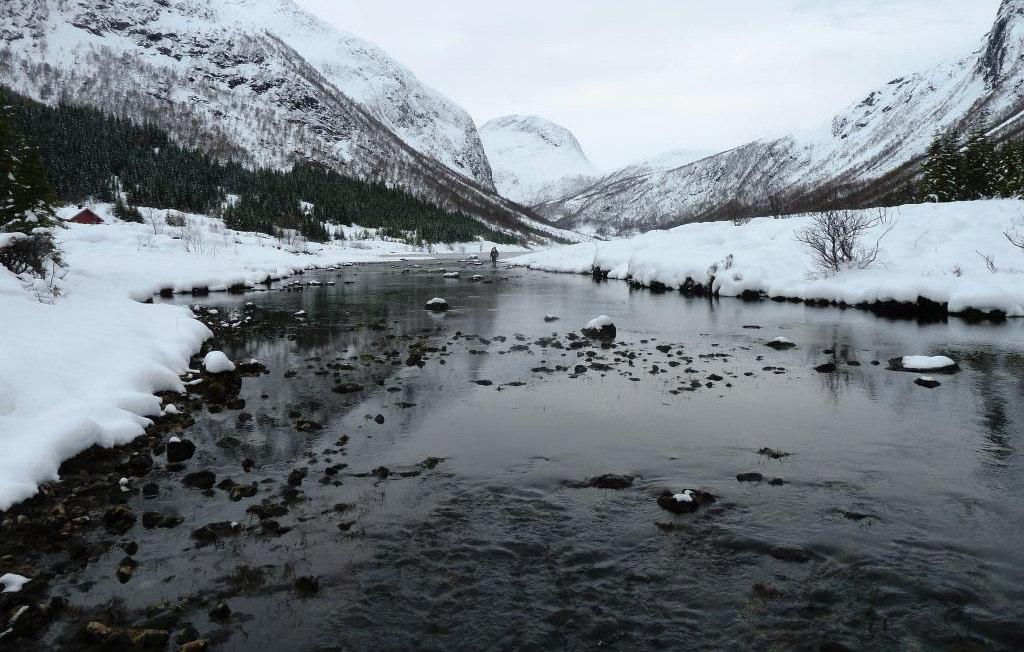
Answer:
512, 200, 1024, 317
0, 203, 519, 509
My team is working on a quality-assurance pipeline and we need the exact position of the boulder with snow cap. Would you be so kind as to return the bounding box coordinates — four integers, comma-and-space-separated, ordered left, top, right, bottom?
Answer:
581, 315, 616, 340
425, 298, 450, 312
203, 351, 235, 374
888, 355, 959, 373
656, 489, 716, 514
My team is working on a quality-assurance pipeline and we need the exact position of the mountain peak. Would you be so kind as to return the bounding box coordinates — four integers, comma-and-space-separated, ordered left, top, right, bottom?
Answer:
980, 0, 1024, 85
480, 115, 597, 205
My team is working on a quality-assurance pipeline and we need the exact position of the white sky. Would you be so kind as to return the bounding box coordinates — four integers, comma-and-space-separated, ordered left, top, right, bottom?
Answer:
296, 0, 1001, 170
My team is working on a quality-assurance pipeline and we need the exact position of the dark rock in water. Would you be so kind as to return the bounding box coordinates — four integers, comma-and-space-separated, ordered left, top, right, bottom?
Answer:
573, 365, 588, 374
737, 472, 764, 482
295, 420, 322, 432
333, 383, 365, 394
287, 468, 308, 486
116, 556, 136, 583
374, 414, 385, 424
209, 602, 232, 621
246, 503, 288, 520
225, 397, 245, 410
581, 321, 617, 341
475, 379, 493, 386
217, 436, 242, 449
237, 360, 268, 375
242, 458, 256, 472
294, 576, 320, 597
656, 489, 716, 514
765, 339, 796, 350
127, 452, 154, 475
914, 377, 942, 389
229, 483, 258, 501
420, 457, 444, 469
372, 466, 391, 479
768, 478, 785, 486
192, 522, 239, 545
769, 546, 812, 563
758, 447, 791, 459
656, 344, 672, 353
587, 474, 635, 490
141, 482, 159, 499
814, 362, 837, 373
166, 438, 196, 463
103, 506, 136, 534
183, 470, 216, 490
708, 374, 724, 382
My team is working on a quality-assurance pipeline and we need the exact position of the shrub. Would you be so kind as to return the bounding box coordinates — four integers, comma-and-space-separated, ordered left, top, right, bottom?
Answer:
795, 208, 893, 276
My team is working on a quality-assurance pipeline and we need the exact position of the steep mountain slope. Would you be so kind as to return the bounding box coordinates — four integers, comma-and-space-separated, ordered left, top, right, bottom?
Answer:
480, 115, 598, 205
540, 0, 1024, 235
0, 0, 568, 240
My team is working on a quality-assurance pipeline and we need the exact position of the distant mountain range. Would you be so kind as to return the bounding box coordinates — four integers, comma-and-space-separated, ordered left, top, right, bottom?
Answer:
0, 0, 575, 242
527, 0, 1024, 235
4, 0, 1023, 240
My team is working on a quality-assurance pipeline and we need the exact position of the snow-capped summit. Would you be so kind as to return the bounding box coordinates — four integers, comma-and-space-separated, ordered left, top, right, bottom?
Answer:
538, 0, 1024, 235
480, 115, 598, 206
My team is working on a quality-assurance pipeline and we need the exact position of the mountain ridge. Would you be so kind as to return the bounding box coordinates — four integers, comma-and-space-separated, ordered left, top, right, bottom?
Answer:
538, 0, 1024, 235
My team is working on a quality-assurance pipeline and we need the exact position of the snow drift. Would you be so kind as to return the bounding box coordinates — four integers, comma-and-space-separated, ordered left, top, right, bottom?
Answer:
513, 199, 1024, 318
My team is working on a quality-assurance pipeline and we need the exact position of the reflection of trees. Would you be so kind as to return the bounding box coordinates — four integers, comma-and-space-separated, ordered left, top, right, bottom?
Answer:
963, 349, 1014, 469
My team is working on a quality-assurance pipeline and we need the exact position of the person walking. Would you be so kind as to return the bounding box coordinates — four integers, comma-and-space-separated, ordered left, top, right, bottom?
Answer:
490, 246, 499, 267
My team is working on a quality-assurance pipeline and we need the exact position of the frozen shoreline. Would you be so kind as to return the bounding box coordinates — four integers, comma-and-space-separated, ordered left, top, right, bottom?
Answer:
512, 200, 1024, 319
0, 205, 522, 509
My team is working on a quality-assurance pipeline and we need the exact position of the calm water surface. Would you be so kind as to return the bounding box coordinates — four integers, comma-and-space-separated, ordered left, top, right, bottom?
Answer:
49, 260, 1024, 650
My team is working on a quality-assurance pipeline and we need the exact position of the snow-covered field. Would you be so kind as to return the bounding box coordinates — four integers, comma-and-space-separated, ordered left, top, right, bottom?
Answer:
0, 204, 523, 509
512, 200, 1024, 317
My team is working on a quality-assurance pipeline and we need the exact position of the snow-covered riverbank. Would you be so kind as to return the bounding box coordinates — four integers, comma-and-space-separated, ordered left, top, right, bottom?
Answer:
512, 200, 1024, 318
0, 205, 521, 509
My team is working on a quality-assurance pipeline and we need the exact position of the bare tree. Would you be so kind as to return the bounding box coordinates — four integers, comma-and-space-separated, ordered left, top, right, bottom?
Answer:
796, 208, 893, 276
1006, 228, 1024, 251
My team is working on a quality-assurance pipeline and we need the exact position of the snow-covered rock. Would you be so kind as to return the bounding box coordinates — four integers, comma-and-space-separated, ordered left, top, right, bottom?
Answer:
0, 573, 30, 593
891, 355, 960, 373
536, 1, 1024, 235
425, 297, 450, 312
581, 315, 616, 340
203, 351, 236, 375
480, 115, 598, 206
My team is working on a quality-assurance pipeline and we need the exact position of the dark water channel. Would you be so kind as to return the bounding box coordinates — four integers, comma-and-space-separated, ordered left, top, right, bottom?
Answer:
45, 259, 1024, 650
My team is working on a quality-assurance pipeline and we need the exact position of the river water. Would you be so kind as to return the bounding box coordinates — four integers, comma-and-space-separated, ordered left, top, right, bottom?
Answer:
45, 260, 1024, 650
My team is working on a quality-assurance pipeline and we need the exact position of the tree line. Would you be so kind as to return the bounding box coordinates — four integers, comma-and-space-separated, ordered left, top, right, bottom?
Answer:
2, 87, 516, 245
919, 116, 1024, 202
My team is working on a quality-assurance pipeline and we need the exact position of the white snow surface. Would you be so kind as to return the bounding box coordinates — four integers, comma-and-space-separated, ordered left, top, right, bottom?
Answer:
203, 351, 236, 374
513, 200, 1024, 317
0, 203, 521, 509
585, 315, 614, 329
480, 115, 599, 206
900, 356, 957, 371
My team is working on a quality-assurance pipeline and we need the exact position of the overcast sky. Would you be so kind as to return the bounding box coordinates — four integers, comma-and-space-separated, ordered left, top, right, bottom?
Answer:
296, 0, 1001, 170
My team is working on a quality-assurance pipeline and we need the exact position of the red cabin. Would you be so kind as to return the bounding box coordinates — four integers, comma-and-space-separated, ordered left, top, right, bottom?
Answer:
68, 208, 104, 225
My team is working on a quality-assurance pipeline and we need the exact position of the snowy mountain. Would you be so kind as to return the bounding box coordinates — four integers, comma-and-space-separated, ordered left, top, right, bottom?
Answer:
539, 0, 1024, 235
0, 0, 571, 240
480, 115, 599, 205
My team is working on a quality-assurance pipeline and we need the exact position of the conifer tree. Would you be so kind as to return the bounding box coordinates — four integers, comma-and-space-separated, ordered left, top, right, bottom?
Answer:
0, 95, 62, 276
959, 118, 996, 199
